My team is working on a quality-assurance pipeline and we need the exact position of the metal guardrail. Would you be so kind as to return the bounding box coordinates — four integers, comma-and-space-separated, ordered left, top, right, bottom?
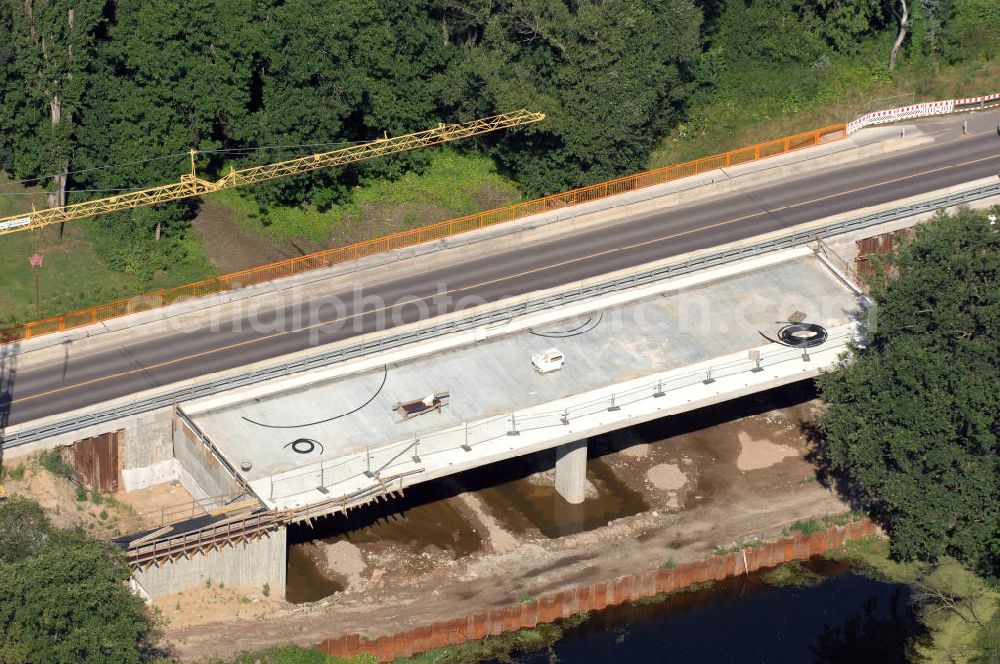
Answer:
3, 181, 998, 449
269, 328, 857, 500
1, 124, 844, 343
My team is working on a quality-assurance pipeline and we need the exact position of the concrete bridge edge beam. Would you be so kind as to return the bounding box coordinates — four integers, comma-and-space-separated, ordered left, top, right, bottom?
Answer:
554, 438, 588, 505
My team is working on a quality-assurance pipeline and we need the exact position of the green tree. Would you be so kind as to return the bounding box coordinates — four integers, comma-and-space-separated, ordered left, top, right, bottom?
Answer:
817, 208, 1000, 579
235, 0, 455, 212
451, 0, 702, 195
72, 0, 259, 280
972, 608, 1000, 664
0, 0, 104, 218
939, 0, 1000, 63
0, 498, 161, 663
0, 495, 51, 563
910, 560, 1000, 663
808, 0, 892, 55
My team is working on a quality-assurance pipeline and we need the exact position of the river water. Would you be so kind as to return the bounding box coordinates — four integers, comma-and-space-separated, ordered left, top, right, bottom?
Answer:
499, 559, 920, 664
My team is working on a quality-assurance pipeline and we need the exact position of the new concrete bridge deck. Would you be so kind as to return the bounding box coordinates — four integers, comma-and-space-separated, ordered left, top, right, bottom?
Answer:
180, 248, 861, 511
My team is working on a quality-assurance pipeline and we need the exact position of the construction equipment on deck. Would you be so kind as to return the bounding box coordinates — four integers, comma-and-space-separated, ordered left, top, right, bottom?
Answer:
0, 110, 545, 235
393, 391, 450, 421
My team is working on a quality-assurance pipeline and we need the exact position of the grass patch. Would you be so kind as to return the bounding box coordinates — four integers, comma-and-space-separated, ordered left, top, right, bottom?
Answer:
0, 172, 215, 328
0, 463, 25, 481
629, 580, 718, 608
760, 561, 823, 588
201, 645, 377, 663
649, 57, 1000, 169
714, 538, 765, 555
209, 148, 522, 244
786, 519, 825, 537
0, 222, 134, 329
825, 535, 919, 585
99, 493, 137, 515
782, 512, 866, 538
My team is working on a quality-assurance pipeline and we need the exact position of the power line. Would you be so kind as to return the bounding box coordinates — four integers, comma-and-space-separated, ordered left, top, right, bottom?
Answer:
0, 138, 378, 190
0, 187, 150, 197
201, 139, 372, 155
0, 152, 189, 190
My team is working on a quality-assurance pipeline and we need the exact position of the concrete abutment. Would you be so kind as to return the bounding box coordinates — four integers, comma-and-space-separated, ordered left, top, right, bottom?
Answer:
132, 526, 287, 600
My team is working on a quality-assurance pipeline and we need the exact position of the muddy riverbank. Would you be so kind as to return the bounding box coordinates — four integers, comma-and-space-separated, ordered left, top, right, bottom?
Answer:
160, 380, 854, 660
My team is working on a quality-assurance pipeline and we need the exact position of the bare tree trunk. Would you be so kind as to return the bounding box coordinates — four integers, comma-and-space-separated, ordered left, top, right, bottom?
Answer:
49, 8, 73, 239
889, 0, 909, 71
24, 0, 35, 39
47, 91, 68, 239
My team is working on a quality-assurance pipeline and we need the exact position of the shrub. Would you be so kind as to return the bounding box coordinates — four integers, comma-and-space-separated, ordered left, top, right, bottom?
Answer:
788, 519, 824, 536
36, 449, 75, 480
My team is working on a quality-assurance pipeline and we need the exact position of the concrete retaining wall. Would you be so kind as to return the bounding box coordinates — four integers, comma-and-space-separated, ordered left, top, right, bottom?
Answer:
317, 520, 879, 661
121, 408, 176, 490
3, 405, 176, 492
132, 526, 287, 599
172, 417, 240, 504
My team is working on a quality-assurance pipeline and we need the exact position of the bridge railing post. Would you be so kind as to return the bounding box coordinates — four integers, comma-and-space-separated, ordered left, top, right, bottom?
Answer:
462, 422, 472, 451
363, 446, 374, 478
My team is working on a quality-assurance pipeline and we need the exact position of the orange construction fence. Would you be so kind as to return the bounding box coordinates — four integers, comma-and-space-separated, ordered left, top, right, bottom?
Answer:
1, 123, 846, 344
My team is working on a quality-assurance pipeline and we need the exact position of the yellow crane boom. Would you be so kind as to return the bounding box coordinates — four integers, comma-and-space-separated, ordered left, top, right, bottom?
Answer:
0, 109, 545, 235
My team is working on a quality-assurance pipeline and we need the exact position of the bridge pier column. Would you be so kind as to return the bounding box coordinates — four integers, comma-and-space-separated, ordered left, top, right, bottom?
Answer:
554, 438, 588, 504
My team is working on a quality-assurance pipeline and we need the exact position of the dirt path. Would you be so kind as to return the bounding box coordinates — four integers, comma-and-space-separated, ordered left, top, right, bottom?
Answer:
191, 201, 315, 274
162, 386, 849, 661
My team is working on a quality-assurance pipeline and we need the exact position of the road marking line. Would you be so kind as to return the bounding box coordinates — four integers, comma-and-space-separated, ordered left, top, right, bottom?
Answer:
13, 152, 1000, 407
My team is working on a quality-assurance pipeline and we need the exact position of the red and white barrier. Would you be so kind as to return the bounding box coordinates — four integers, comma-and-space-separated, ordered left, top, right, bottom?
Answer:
847, 92, 1000, 135
954, 92, 1000, 108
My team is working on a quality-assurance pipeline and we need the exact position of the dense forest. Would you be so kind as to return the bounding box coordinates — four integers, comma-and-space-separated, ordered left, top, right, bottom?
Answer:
0, 0, 996, 281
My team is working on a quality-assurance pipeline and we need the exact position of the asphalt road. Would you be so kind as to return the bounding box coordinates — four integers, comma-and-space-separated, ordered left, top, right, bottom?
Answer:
4, 127, 1000, 427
